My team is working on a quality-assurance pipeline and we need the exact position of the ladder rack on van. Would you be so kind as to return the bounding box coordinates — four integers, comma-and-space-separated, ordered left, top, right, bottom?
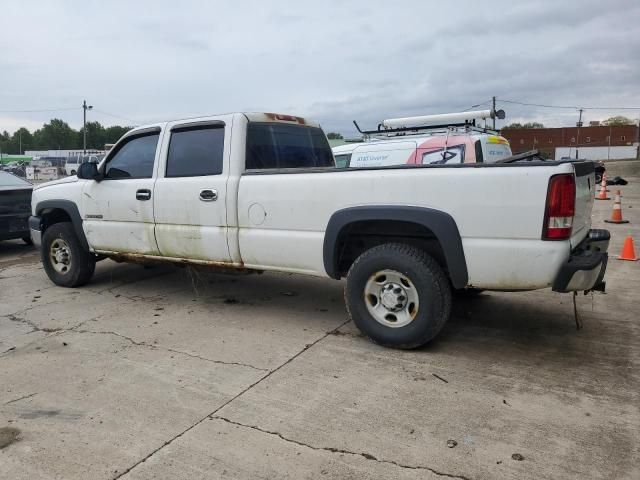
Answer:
353, 108, 505, 138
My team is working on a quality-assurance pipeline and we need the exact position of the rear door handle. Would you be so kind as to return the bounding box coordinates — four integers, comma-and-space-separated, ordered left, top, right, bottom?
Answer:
136, 189, 152, 201
199, 189, 218, 202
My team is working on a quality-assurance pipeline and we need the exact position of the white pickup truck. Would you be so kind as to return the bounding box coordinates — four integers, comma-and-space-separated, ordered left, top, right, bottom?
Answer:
29, 112, 609, 349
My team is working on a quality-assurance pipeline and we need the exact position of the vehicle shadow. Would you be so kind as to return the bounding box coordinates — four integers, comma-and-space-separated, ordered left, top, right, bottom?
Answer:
79, 260, 603, 357
88, 260, 347, 315
429, 290, 611, 362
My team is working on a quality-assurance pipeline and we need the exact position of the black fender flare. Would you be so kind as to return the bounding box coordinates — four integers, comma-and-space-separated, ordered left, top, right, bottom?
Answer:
323, 206, 468, 289
34, 200, 90, 251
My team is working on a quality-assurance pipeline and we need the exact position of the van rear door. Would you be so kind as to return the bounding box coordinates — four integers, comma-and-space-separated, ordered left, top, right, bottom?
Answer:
481, 135, 512, 163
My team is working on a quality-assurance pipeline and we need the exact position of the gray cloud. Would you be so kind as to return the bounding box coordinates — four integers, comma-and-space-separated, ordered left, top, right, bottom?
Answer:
1, 0, 639, 136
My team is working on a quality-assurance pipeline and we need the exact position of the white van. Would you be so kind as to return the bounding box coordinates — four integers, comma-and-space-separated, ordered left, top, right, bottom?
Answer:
334, 130, 512, 168
65, 155, 103, 176
334, 110, 513, 168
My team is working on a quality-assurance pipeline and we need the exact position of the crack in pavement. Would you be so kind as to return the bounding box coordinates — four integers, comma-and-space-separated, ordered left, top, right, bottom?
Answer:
112, 319, 351, 480
74, 329, 269, 372
4, 392, 38, 405
6, 314, 63, 334
211, 416, 472, 479
0, 314, 117, 358
1, 309, 268, 374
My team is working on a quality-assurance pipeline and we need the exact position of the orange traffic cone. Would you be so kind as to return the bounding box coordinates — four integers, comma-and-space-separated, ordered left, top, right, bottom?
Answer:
604, 190, 629, 224
618, 236, 638, 261
595, 183, 609, 200
602, 173, 610, 192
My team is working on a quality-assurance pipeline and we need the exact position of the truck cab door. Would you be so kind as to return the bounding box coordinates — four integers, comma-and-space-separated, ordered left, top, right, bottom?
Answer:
82, 129, 161, 255
153, 119, 233, 263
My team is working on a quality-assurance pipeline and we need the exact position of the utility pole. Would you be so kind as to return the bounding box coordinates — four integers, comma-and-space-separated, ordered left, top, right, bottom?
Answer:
492, 96, 496, 130
575, 108, 583, 159
83, 100, 93, 154
19, 129, 22, 155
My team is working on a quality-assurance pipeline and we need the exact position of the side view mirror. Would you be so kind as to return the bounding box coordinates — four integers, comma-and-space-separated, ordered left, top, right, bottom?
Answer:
77, 162, 101, 180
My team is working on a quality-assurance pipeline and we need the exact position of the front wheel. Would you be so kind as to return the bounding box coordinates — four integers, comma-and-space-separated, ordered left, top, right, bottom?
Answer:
42, 222, 95, 287
345, 243, 452, 349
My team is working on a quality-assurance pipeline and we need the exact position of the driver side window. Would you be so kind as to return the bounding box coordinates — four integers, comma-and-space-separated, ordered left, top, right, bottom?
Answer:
105, 132, 160, 179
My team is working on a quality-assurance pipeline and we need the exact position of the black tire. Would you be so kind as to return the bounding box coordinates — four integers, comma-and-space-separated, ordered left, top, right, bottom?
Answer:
22, 235, 33, 245
41, 222, 95, 287
345, 243, 452, 349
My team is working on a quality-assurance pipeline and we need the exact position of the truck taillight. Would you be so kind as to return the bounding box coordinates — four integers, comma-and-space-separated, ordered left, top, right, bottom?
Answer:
542, 174, 575, 240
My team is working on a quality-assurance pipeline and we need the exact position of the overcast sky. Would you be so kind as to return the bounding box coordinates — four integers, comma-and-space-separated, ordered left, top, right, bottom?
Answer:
1, 0, 639, 136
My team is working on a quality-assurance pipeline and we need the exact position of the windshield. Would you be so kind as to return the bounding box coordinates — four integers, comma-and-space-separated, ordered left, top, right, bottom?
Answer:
0, 171, 31, 187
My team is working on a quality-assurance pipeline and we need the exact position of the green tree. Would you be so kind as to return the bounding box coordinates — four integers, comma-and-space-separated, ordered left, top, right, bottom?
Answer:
104, 125, 131, 144
33, 119, 78, 150
78, 121, 107, 150
0, 131, 10, 157
502, 122, 544, 130
1, 120, 132, 153
11, 128, 34, 154
501, 122, 523, 130
326, 132, 344, 139
602, 116, 634, 126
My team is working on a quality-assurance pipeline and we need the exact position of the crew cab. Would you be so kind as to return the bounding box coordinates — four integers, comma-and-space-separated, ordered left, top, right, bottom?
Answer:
29, 112, 609, 349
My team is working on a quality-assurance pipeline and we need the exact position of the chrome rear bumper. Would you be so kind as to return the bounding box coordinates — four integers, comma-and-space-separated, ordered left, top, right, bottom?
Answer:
552, 229, 609, 293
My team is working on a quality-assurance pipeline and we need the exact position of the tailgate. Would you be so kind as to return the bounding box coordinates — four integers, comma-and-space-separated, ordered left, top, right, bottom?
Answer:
571, 161, 596, 248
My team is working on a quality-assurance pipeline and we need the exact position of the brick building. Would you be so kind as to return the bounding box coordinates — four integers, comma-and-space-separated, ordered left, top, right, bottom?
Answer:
501, 124, 639, 158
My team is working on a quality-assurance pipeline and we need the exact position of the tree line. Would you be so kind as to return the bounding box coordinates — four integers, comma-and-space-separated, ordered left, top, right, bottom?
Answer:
502, 116, 636, 130
0, 119, 132, 155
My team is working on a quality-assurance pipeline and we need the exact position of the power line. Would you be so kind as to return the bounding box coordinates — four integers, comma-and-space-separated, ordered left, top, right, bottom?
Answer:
92, 109, 138, 124
0, 105, 138, 124
461, 100, 492, 111
499, 99, 640, 110
0, 106, 79, 113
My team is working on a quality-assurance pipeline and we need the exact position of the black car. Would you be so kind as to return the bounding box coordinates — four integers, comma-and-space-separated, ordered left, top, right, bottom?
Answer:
0, 171, 33, 244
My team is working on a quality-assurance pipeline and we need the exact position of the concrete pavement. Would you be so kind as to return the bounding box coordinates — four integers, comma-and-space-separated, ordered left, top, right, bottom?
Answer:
1, 179, 639, 479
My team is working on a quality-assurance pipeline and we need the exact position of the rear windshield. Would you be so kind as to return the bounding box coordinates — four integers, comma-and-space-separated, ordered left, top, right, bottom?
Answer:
246, 123, 334, 169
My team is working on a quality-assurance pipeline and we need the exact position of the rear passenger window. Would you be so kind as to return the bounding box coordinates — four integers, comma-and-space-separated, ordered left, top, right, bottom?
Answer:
166, 126, 225, 177
246, 123, 334, 169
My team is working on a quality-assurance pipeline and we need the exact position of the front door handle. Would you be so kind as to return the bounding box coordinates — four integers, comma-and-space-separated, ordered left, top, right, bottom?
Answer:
199, 189, 218, 202
136, 189, 152, 201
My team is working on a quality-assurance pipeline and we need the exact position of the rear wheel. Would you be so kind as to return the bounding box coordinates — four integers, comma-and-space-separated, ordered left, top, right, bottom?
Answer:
42, 222, 95, 287
345, 243, 451, 349
22, 235, 33, 245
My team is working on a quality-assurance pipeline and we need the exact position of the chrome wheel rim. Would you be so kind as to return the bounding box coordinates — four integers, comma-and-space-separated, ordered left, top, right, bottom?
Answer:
364, 269, 419, 328
49, 238, 72, 274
